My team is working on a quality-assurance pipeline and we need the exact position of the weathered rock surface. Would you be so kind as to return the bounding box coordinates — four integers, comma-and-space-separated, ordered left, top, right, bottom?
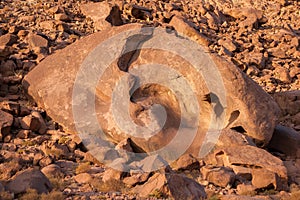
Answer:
80, 2, 123, 31
41, 164, 63, 178
273, 90, 300, 116
201, 165, 235, 187
0, 110, 13, 141
132, 172, 207, 199
267, 125, 300, 158
5, 168, 52, 194
23, 24, 279, 161
0, 34, 18, 46
205, 145, 288, 190
0, 0, 299, 199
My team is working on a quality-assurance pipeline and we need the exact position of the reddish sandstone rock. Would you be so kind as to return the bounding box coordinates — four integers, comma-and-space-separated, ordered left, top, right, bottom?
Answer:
23, 24, 279, 160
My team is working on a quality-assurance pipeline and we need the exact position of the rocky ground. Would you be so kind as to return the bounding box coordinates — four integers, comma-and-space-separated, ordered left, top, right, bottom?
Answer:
0, 0, 299, 199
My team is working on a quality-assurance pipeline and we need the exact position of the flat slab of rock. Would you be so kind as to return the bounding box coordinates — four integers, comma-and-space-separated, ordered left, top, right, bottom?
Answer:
23, 23, 279, 161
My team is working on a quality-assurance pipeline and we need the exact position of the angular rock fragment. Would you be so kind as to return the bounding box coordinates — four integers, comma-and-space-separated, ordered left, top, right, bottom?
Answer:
27, 33, 48, 49
169, 15, 212, 47
273, 90, 300, 116
123, 172, 150, 187
20, 114, 41, 132
172, 153, 200, 170
0, 101, 20, 115
74, 173, 92, 184
201, 165, 235, 187
80, 2, 123, 31
218, 38, 237, 52
31, 111, 47, 134
251, 168, 282, 190
132, 172, 207, 199
0, 110, 13, 141
0, 34, 18, 46
6, 168, 52, 194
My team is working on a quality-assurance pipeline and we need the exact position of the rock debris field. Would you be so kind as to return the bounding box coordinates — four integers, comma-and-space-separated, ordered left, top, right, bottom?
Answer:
0, 0, 300, 199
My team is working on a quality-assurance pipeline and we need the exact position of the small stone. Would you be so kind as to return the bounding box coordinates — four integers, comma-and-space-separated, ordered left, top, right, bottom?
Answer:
169, 15, 211, 47
16, 130, 31, 139
130, 154, 168, 173
17, 30, 29, 38
0, 60, 16, 76
0, 160, 21, 180
55, 160, 78, 175
218, 38, 237, 52
40, 20, 56, 30
41, 164, 63, 178
47, 6, 64, 14
31, 111, 47, 134
274, 66, 291, 83
39, 156, 53, 167
56, 23, 70, 32
173, 154, 200, 170
49, 143, 70, 158
27, 34, 48, 49
236, 183, 257, 195
269, 47, 286, 58
123, 172, 150, 187
102, 168, 123, 182
74, 173, 92, 184
273, 90, 300, 116
19, 16, 35, 22
8, 26, 23, 34
19, 106, 31, 117
22, 61, 36, 71
0, 34, 18, 46
246, 65, 260, 76
201, 166, 235, 187
0, 101, 20, 115
20, 114, 41, 132
289, 66, 300, 78
80, 2, 112, 31
0, 110, 13, 141
33, 153, 43, 166
54, 13, 70, 22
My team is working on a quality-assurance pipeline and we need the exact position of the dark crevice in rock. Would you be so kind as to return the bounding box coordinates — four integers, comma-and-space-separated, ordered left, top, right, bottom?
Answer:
226, 110, 240, 128
203, 92, 224, 118
105, 5, 123, 26
231, 163, 262, 169
231, 126, 246, 133
117, 26, 154, 72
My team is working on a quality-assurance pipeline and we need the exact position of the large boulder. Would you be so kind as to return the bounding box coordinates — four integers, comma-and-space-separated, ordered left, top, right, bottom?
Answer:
22, 23, 279, 160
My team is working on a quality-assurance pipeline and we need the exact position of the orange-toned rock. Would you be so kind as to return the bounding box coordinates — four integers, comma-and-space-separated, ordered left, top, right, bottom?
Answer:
23, 24, 279, 161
